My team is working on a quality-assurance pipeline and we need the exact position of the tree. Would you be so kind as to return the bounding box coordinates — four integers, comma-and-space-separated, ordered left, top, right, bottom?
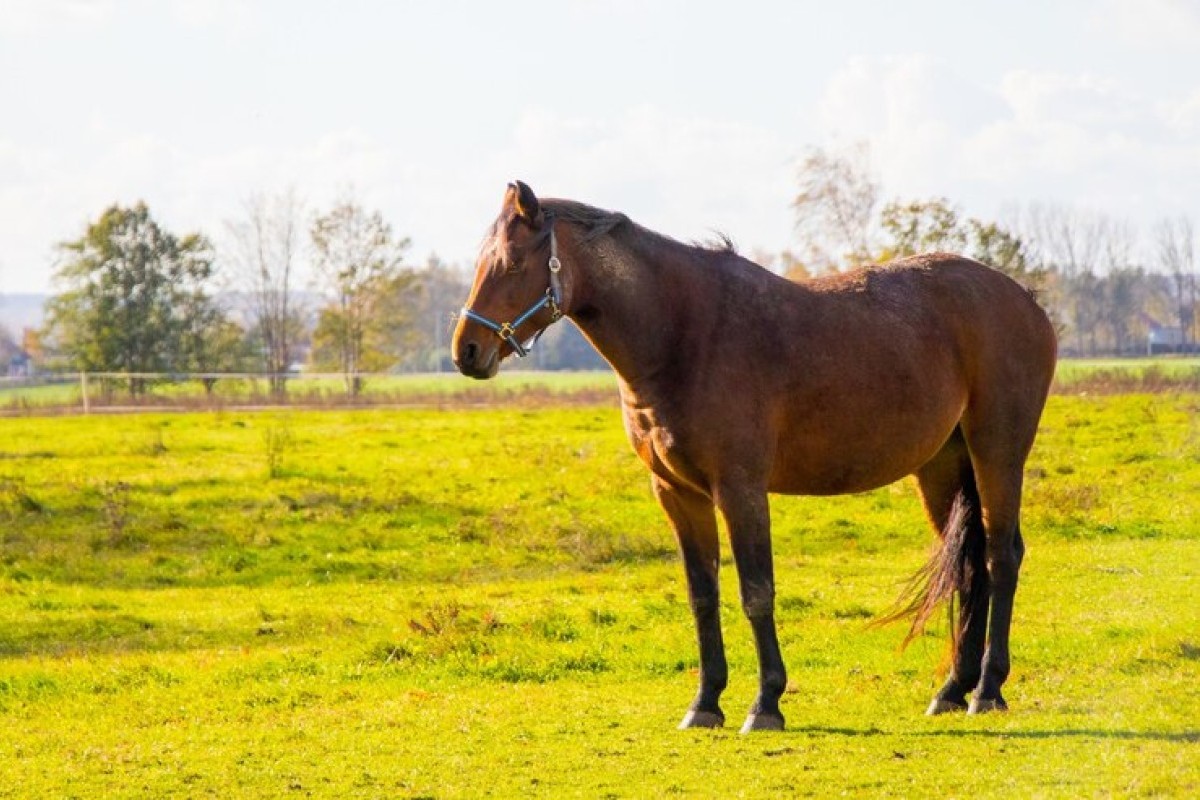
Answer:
183, 314, 256, 395
1017, 204, 1120, 356
309, 197, 411, 392
1154, 216, 1196, 349
876, 197, 1043, 290
751, 248, 819, 282
21, 328, 44, 366
535, 320, 609, 371
964, 218, 1043, 289
1102, 267, 1145, 355
401, 254, 470, 371
878, 198, 965, 260
224, 190, 306, 397
792, 142, 879, 269
43, 202, 224, 396
0, 324, 17, 365
309, 271, 418, 379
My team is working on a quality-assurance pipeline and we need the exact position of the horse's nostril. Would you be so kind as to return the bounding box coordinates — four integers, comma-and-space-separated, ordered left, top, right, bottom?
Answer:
463, 341, 479, 366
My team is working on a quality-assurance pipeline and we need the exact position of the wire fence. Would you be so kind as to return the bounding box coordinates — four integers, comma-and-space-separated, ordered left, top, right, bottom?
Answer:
5, 358, 1200, 416
0, 370, 620, 416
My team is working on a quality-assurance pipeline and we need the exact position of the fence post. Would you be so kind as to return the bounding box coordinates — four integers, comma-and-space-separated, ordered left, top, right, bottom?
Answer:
80, 372, 90, 414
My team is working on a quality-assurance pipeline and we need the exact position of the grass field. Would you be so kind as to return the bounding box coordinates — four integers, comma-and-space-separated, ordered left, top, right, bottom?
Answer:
0, 371, 622, 412
3, 357, 1200, 413
1, 394, 1198, 797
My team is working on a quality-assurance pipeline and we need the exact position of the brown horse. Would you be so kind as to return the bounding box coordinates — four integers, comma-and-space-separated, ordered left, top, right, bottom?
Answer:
453, 181, 1057, 733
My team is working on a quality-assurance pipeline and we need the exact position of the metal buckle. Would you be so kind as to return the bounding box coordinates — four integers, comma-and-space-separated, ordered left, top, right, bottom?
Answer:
548, 256, 562, 273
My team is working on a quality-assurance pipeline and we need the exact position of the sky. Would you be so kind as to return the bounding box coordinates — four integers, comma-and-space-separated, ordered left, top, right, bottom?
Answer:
1, 0, 1199, 294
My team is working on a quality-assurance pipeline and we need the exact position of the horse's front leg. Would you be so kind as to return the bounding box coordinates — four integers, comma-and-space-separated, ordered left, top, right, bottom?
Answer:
652, 477, 727, 729
715, 482, 787, 733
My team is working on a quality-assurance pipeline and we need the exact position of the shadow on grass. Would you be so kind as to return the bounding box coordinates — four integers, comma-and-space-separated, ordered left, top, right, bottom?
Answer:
793, 725, 1199, 743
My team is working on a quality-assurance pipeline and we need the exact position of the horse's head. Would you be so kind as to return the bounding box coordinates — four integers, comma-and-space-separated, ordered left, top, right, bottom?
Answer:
453, 180, 564, 379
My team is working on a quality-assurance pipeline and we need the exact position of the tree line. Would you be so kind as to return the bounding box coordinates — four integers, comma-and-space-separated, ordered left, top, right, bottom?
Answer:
13, 153, 1199, 393
779, 143, 1198, 357
22, 192, 604, 397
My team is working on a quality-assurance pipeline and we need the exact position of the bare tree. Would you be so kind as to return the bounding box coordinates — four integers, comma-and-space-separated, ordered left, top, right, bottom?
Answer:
792, 142, 879, 269
309, 195, 411, 394
1101, 267, 1145, 355
1018, 204, 1116, 355
1095, 218, 1138, 355
1154, 216, 1196, 349
224, 190, 305, 397
0, 323, 18, 363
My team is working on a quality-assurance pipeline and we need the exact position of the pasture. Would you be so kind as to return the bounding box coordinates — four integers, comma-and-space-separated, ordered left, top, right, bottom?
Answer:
0, 394, 1197, 797
3, 357, 1200, 414
0, 371, 622, 413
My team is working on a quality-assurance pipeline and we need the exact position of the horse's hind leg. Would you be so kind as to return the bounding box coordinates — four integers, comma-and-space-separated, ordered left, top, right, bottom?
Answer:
961, 408, 1039, 713
652, 477, 728, 729
915, 428, 989, 715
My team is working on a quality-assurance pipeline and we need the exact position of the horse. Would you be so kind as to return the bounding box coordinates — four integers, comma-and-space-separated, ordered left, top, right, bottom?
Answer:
452, 181, 1057, 733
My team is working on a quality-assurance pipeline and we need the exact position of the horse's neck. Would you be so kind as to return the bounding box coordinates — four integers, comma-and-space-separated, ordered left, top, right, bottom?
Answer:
567, 235, 678, 385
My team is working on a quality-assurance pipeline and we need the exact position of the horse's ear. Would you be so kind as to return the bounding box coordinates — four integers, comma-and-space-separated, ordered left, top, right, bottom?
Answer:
505, 180, 542, 226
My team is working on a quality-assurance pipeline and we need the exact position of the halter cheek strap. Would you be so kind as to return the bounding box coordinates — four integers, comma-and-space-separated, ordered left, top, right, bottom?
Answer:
460, 221, 564, 358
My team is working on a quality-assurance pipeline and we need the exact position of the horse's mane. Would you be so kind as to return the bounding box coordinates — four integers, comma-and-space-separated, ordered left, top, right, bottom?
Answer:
541, 199, 738, 258
541, 199, 629, 243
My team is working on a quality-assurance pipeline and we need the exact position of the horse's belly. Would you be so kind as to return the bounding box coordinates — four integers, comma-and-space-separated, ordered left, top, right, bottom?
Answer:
767, 400, 963, 496
768, 452, 923, 495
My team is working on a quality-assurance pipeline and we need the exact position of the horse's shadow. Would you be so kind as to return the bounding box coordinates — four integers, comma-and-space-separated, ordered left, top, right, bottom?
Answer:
792, 725, 1198, 743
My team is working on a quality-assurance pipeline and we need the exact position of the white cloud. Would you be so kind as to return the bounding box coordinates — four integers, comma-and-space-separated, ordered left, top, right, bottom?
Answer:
1159, 89, 1200, 136
0, 105, 802, 293
818, 54, 1009, 198
0, 0, 258, 39
814, 54, 1200, 233
968, 70, 1200, 219
5, 34, 1199, 295
998, 71, 1150, 136
1092, 0, 1200, 48
168, 0, 259, 37
491, 105, 795, 251
0, 0, 114, 34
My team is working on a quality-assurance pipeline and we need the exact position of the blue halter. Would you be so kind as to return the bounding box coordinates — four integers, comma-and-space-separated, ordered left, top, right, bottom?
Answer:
460, 222, 564, 358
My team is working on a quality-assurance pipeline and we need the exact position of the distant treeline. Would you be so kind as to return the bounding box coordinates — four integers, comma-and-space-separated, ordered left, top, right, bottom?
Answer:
4, 194, 604, 396
4, 147, 1197, 393
774, 143, 1198, 358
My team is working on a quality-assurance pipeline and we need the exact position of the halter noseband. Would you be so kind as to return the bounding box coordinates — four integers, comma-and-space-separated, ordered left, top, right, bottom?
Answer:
460, 218, 564, 358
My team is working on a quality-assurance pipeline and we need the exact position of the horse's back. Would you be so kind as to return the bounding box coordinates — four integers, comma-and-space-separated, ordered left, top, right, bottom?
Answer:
887, 253, 1056, 393
759, 254, 1055, 495
807, 253, 1056, 384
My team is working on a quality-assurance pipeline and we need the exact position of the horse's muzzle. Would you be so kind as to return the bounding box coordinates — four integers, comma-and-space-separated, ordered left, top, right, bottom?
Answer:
454, 340, 499, 380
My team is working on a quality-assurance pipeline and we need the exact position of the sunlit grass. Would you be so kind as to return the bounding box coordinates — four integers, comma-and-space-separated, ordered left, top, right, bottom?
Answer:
0, 395, 1197, 797
0, 370, 621, 412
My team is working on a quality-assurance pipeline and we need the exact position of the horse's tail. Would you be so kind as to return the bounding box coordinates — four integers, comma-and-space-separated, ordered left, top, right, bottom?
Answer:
876, 490, 987, 654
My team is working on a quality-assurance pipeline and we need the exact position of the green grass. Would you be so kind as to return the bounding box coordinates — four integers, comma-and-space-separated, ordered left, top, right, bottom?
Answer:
0, 370, 621, 412
1056, 356, 1200, 375
0, 378, 81, 407
1054, 358, 1200, 393
7, 358, 1200, 413
1, 395, 1198, 797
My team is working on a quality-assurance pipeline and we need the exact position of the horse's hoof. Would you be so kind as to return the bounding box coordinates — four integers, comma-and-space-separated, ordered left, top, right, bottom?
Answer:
926, 698, 968, 716
967, 696, 1008, 714
739, 713, 785, 734
678, 709, 725, 729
